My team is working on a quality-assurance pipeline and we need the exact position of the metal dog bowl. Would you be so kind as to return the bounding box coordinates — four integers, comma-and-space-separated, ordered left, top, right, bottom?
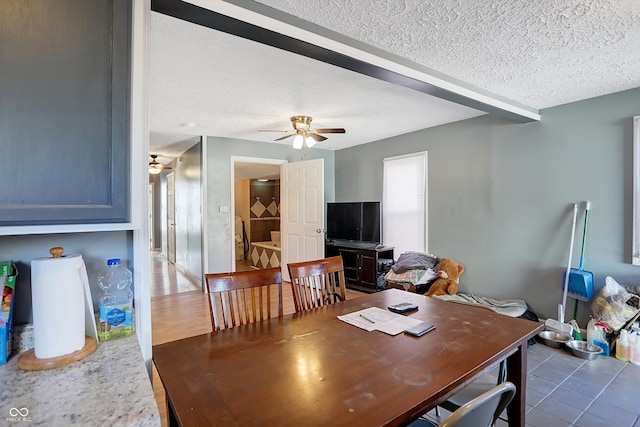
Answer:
565, 340, 602, 360
537, 330, 571, 348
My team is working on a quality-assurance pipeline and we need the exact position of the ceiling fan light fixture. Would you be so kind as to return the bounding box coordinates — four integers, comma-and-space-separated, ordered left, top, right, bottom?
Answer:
292, 133, 304, 149
149, 165, 162, 175
291, 115, 312, 131
259, 115, 345, 148
305, 135, 316, 148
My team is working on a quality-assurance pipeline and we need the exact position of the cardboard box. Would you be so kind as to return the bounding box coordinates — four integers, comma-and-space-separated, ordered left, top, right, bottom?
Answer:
0, 262, 17, 364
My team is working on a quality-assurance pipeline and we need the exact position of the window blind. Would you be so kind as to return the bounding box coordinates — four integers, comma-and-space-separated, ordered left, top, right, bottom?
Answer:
383, 152, 428, 258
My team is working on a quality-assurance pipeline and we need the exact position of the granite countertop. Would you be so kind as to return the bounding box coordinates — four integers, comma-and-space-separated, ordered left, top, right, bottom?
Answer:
0, 336, 160, 426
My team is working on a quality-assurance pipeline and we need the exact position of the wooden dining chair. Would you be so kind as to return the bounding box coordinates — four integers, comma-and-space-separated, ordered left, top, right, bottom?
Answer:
204, 267, 283, 331
287, 256, 347, 312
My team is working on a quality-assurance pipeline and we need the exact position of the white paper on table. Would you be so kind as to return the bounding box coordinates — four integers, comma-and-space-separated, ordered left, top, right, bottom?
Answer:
337, 307, 424, 335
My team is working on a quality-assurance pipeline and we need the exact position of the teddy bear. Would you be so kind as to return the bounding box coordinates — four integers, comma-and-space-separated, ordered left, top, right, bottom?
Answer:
424, 258, 464, 297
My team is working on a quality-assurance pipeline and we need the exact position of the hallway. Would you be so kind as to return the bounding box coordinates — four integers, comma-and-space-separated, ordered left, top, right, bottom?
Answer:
150, 251, 200, 297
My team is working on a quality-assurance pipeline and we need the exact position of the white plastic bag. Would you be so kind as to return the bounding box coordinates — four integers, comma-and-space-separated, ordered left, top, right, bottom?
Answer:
591, 276, 640, 332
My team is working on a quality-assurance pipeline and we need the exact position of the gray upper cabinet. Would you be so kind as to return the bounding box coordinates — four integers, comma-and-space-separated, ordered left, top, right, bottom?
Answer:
0, 0, 130, 226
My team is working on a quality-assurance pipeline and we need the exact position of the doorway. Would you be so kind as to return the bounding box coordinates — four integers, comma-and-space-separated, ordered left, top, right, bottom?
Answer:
232, 157, 286, 272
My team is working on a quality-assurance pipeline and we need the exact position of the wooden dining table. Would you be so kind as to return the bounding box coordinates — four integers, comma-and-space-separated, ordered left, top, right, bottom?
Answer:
153, 288, 542, 427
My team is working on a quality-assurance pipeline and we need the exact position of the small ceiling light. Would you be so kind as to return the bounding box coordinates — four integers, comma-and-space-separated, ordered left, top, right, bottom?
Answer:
257, 179, 269, 182
292, 133, 304, 149
149, 154, 172, 175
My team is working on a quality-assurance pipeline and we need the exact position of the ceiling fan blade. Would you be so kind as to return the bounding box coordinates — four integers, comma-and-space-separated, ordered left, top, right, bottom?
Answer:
150, 164, 172, 170
258, 129, 290, 132
274, 134, 295, 141
313, 128, 346, 134
149, 158, 172, 169
309, 133, 327, 142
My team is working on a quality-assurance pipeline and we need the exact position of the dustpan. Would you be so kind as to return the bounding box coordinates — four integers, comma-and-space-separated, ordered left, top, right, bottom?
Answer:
546, 203, 578, 337
563, 201, 594, 322
566, 201, 594, 301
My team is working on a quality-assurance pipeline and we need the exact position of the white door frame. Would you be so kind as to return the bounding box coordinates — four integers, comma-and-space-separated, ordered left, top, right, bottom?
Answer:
166, 171, 176, 264
229, 156, 287, 271
148, 183, 154, 250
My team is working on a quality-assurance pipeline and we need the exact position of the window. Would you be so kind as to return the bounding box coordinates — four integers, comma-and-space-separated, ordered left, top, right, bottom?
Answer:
383, 152, 428, 257
633, 116, 640, 265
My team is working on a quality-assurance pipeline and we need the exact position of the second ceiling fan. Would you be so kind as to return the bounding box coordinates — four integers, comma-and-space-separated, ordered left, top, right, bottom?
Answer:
149, 154, 172, 175
260, 115, 345, 149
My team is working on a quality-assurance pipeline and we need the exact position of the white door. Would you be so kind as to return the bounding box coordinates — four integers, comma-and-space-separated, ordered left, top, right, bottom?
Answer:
167, 172, 176, 264
281, 159, 324, 281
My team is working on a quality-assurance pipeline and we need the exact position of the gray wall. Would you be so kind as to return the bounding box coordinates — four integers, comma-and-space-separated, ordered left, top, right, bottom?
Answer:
174, 142, 203, 280
149, 173, 162, 250
205, 137, 336, 274
0, 231, 132, 325
335, 88, 640, 325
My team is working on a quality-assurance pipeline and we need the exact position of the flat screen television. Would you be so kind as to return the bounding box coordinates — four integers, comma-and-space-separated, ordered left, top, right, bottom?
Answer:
326, 201, 381, 243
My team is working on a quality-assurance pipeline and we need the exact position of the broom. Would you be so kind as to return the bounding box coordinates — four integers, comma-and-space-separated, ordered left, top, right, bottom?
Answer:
545, 203, 578, 336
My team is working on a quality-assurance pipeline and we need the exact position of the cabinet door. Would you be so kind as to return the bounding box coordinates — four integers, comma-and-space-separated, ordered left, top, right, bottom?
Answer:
339, 250, 359, 283
360, 253, 378, 288
0, 0, 130, 225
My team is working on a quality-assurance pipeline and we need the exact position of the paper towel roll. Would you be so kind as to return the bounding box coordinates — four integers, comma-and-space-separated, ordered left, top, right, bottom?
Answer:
31, 253, 87, 359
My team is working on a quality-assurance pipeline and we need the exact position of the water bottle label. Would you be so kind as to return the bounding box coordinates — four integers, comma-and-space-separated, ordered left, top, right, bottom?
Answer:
99, 303, 133, 329
106, 308, 126, 326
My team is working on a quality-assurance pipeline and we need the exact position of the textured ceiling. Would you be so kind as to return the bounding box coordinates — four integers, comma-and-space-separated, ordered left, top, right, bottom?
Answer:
255, 0, 640, 109
149, 0, 640, 163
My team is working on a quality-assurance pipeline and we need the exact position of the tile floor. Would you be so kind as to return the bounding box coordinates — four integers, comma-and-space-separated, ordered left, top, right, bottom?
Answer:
522, 342, 640, 427
427, 342, 640, 427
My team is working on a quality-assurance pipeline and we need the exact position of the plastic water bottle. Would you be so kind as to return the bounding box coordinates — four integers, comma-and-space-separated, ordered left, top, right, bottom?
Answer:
592, 324, 610, 357
616, 329, 631, 362
631, 332, 640, 366
97, 259, 134, 341
586, 317, 598, 345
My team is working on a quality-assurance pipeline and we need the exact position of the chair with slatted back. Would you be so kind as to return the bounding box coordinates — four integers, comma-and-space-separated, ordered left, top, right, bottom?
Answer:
287, 256, 347, 312
204, 267, 283, 331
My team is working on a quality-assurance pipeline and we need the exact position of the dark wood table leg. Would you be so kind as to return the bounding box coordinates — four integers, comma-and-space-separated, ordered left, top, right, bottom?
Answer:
166, 391, 180, 427
506, 342, 527, 427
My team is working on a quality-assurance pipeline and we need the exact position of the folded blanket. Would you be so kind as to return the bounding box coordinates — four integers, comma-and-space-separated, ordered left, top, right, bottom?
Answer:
385, 268, 437, 286
434, 293, 528, 317
391, 252, 439, 273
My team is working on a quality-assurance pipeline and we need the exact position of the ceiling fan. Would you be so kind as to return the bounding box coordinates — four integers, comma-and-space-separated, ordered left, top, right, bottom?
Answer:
149, 154, 172, 175
260, 116, 346, 149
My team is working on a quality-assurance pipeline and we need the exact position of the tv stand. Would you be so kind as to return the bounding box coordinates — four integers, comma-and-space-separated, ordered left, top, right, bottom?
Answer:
325, 240, 394, 293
